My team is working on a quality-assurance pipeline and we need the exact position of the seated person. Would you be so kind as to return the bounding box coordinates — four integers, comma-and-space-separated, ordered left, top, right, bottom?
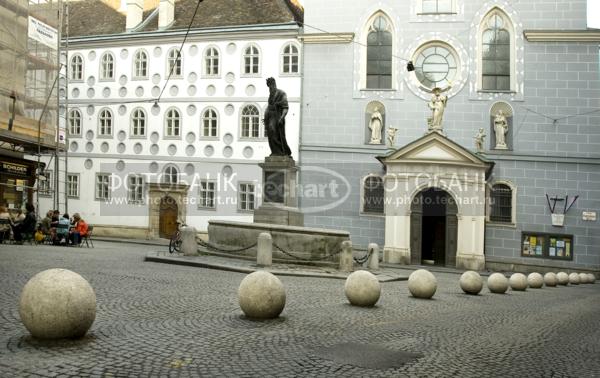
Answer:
0, 206, 12, 242
40, 210, 53, 235
12, 203, 36, 243
69, 213, 88, 246
54, 213, 70, 244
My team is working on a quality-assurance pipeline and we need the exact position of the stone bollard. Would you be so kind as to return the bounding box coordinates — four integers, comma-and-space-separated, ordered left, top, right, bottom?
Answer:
257, 232, 273, 267
339, 240, 354, 272
181, 226, 198, 256
367, 243, 379, 271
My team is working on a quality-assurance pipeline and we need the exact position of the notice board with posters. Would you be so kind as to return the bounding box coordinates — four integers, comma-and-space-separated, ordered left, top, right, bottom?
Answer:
522, 232, 573, 261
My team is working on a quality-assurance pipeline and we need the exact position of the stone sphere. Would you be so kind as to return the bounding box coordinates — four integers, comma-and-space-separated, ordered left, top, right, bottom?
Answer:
407, 269, 437, 299
578, 273, 589, 284
19, 269, 96, 339
543, 272, 557, 287
568, 272, 580, 285
589, 273, 596, 284
509, 273, 528, 291
238, 271, 286, 319
556, 272, 569, 285
459, 271, 483, 295
527, 272, 544, 289
344, 270, 381, 307
487, 273, 509, 294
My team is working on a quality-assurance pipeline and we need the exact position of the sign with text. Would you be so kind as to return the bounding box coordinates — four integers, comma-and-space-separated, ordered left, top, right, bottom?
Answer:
28, 16, 58, 50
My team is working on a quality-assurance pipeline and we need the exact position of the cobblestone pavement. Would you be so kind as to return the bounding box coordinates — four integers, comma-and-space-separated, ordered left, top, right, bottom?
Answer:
1, 241, 599, 377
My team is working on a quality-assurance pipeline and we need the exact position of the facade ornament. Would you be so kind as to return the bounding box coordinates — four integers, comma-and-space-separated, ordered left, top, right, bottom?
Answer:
493, 110, 508, 149
474, 128, 486, 153
368, 106, 383, 144
427, 86, 451, 135
387, 126, 398, 148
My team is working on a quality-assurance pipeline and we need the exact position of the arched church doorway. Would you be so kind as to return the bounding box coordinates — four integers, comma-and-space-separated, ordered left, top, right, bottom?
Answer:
410, 188, 458, 266
159, 196, 178, 238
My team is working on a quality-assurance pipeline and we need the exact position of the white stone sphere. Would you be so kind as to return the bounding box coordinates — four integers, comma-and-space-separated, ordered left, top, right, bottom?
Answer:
556, 272, 569, 285
344, 270, 381, 307
238, 271, 286, 319
407, 269, 437, 299
527, 272, 544, 289
509, 273, 528, 291
568, 272, 580, 285
19, 268, 96, 339
459, 271, 483, 295
487, 273, 509, 294
588, 273, 596, 284
543, 272, 557, 287
578, 273, 589, 284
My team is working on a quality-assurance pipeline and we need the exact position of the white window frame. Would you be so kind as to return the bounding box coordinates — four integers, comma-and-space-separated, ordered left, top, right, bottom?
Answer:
203, 46, 220, 78
199, 179, 217, 209
98, 108, 113, 137
133, 49, 149, 79
68, 109, 82, 137
238, 182, 256, 212
100, 52, 115, 81
95, 173, 111, 201
242, 44, 261, 76
130, 108, 147, 138
200, 107, 219, 139
127, 175, 145, 204
486, 180, 517, 226
477, 8, 516, 93
38, 170, 52, 196
161, 166, 179, 185
164, 107, 181, 139
418, 0, 457, 15
411, 41, 460, 91
166, 48, 183, 78
67, 173, 80, 198
239, 104, 261, 139
280, 42, 300, 75
70, 54, 83, 81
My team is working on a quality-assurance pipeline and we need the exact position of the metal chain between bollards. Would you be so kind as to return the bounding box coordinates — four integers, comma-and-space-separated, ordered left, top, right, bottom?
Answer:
198, 240, 258, 254
272, 241, 343, 262
353, 248, 374, 265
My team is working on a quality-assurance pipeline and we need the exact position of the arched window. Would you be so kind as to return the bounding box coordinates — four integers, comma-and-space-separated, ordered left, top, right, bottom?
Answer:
204, 47, 219, 76
133, 50, 148, 78
68, 109, 82, 135
162, 166, 179, 184
281, 43, 299, 74
131, 108, 146, 136
202, 108, 218, 137
366, 15, 392, 89
490, 183, 513, 223
241, 105, 260, 138
98, 109, 113, 136
70, 55, 83, 81
167, 48, 182, 77
100, 52, 114, 80
164, 108, 181, 137
480, 10, 512, 91
362, 175, 385, 214
243, 45, 260, 75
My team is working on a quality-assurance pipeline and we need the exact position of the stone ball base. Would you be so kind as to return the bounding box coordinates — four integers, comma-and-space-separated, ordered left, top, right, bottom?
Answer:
487, 273, 509, 294
509, 273, 528, 291
568, 272, 580, 285
557, 272, 569, 285
344, 270, 381, 307
578, 273, 589, 284
527, 272, 544, 289
543, 272, 557, 287
238, 271, 286, 319
408, 269, 437, 299
588, 273, 596, 284
459, 271, 483, 295
19, 268, 96, 339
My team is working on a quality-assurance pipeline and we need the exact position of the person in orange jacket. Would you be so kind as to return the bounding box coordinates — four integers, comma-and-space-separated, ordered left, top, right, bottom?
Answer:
69, 213, 88, 246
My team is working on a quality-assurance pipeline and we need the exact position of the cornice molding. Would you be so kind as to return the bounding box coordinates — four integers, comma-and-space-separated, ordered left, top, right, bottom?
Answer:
299, 32, 354, 44
523, 30, 600, 42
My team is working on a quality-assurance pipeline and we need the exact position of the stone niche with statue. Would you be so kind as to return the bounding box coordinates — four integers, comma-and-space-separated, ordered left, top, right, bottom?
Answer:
207, 78, 349, 261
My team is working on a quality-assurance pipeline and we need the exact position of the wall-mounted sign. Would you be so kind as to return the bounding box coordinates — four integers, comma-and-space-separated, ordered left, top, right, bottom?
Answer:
0, 161, 30, 177
551, 214, 564, 227
582, 211, 597, 221
28, 16, 58, 50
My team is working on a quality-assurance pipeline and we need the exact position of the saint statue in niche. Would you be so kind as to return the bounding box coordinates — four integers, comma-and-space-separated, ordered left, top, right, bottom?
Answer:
427, 86, 450, 134
368, 106, 383, 144
493, 110, 508, 149
474, 128, 486, 153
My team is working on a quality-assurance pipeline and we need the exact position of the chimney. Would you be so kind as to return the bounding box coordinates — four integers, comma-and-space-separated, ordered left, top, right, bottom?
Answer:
126, 0, 144, 30
158, 0, 175, 29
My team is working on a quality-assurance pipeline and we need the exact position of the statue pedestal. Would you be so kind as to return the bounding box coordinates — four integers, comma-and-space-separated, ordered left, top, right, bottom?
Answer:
253, 156, 304, 227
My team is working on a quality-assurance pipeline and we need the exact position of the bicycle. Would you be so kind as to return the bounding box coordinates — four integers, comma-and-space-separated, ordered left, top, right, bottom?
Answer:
168, 221, 187, 254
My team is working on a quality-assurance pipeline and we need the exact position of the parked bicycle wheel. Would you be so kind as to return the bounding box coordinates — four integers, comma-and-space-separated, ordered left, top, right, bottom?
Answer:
169, 231, 181, 254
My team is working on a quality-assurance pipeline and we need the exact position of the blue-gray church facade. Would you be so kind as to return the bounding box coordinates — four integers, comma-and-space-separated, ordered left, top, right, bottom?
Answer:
298, 0, 600, 272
